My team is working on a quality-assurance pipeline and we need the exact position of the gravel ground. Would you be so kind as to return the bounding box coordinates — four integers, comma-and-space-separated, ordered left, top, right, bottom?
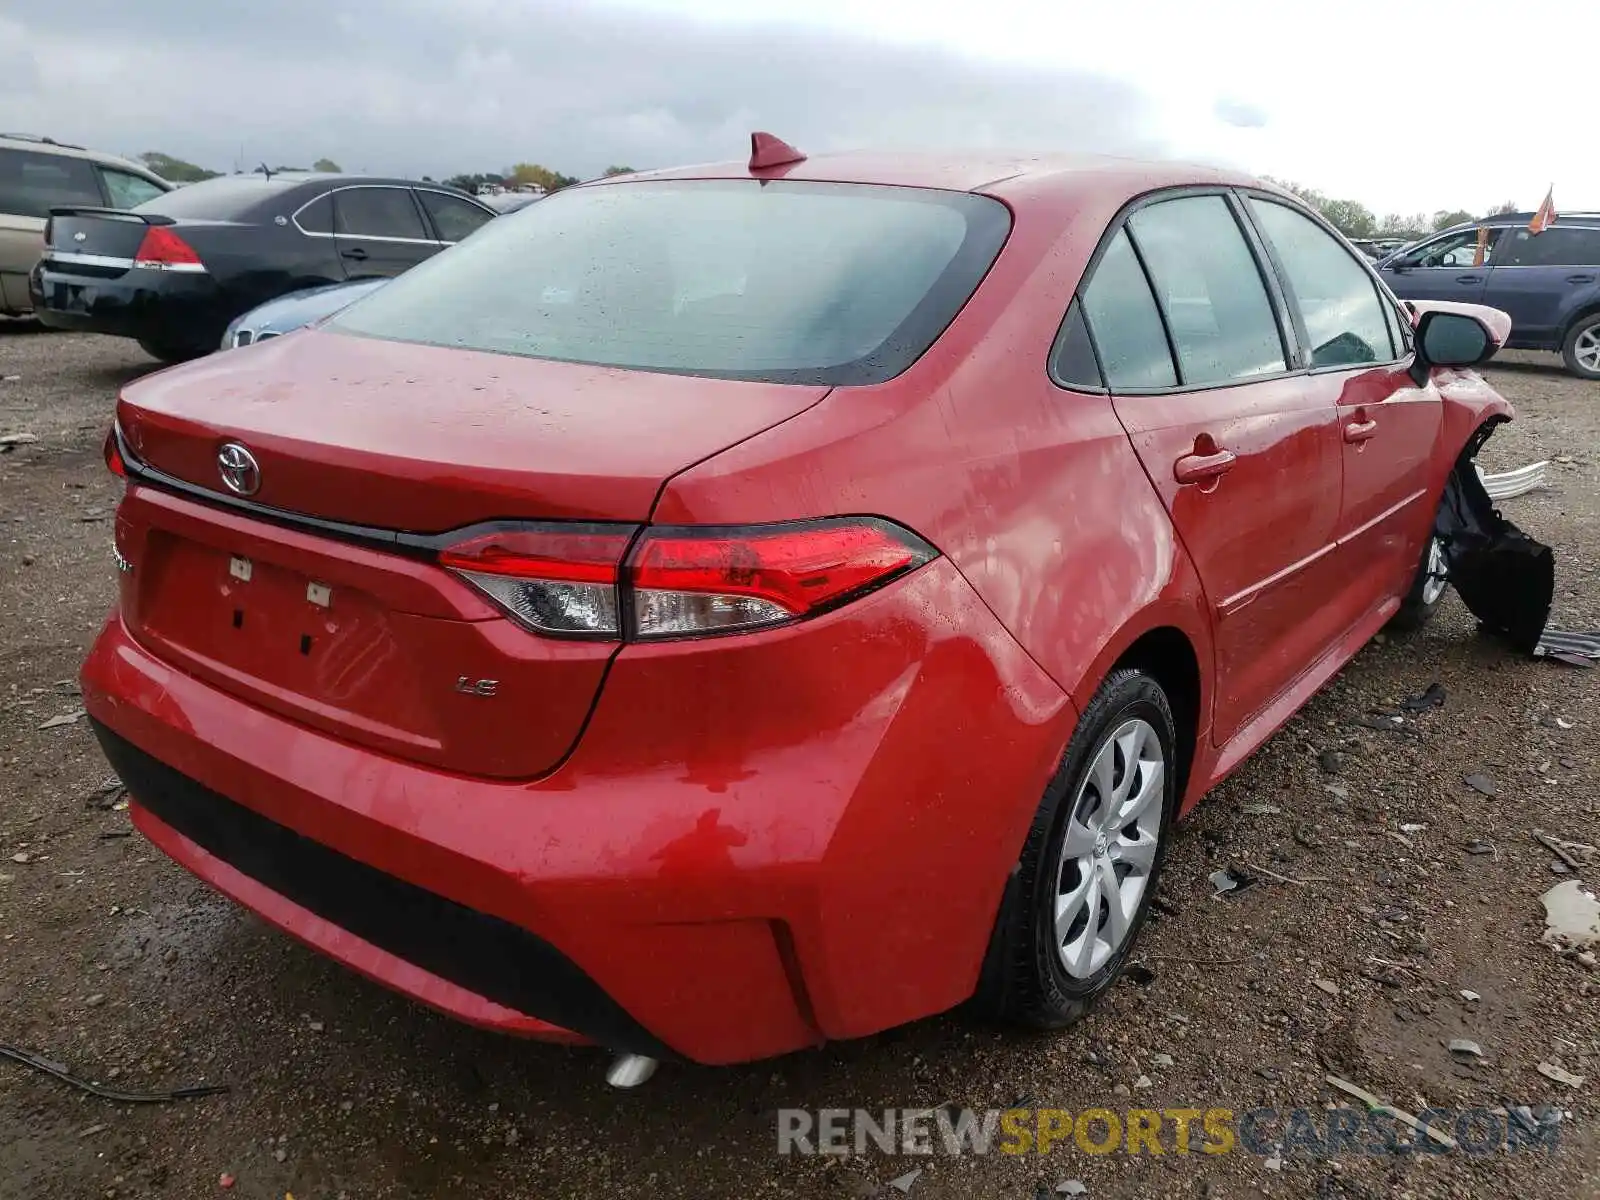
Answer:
1, 323, 1597, 1200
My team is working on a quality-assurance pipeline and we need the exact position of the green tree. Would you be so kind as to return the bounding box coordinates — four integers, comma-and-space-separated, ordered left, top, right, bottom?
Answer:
312, 157, 341, 173
506, 163, 578, 192
1431, 209, 1475, 231
1486, 200, 1518, 217
603, 165, 637, 177
138, 151, 219, 184
1320, 199, 1377, 239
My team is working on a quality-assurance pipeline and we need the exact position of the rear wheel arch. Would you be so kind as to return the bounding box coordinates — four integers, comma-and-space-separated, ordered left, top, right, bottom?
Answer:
1559, 298, 1600, 343
1107, 627, 1201, 806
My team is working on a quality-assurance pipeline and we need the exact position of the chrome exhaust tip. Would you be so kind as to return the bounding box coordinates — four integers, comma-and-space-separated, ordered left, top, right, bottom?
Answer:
605, 1053, 659, 1089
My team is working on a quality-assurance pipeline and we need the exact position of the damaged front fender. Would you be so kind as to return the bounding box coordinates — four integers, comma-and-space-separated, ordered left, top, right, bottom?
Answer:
1435, 418, 1554, 654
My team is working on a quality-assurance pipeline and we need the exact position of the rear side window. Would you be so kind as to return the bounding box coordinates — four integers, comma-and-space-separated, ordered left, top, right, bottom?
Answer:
1249, 199, 1395, 367
1128, 195, 1287, 385
333, 188, 428, 240
1050, 300, 1103, 388
295, 193, 334, 235
417, 191, 493, 242
331, 180, 1012, 386
99, 168, 166, 210
1079, 230, 1176, 388
0, 148, 103, 218
1496, 226, 1600, 267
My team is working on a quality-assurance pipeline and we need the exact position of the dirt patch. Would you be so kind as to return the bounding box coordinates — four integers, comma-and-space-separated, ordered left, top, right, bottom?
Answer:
1, 331, 1597, 1199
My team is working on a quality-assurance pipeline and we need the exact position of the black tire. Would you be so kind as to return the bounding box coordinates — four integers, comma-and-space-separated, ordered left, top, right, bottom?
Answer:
137, 338, 207, 364
1390, 532, 1449, 632
973, 668, 1177, 1029
1561, 314, 1600, 380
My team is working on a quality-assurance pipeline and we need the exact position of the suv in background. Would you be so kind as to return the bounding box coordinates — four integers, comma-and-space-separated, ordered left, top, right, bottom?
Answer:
1377, 212, 1600, 378
0, 134, 172, 317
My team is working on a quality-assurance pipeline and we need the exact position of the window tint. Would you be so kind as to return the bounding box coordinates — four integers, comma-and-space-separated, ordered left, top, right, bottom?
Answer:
1127, 196, 1286, 385
418, 191, 493, 242
1051, 300, 1103, 388
1078, 231, 1175, 388
295, 193, 334, 234
98, 168, 165, 210
1249, 199, 1394, 368
1495, 226, 1600, 267
334, 187, 428, 240
0, 148, 103, 218
331, 180, 1011, 386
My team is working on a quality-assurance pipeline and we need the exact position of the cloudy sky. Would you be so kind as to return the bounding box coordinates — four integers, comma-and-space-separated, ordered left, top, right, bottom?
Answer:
2, 0, 1589, 215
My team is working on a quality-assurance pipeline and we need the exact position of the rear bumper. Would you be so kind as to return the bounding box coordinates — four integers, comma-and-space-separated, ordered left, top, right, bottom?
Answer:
81, 559, 1076, 1064
30, 261, 226, 348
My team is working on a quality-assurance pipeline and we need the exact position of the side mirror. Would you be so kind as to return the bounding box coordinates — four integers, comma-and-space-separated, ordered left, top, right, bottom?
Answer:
1409, 309, 1495, 384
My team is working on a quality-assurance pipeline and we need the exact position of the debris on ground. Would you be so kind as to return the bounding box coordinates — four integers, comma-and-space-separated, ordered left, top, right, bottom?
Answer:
1535, 629, 1600, 668
1540, 881, 1600, 952
37, 710, 86, 731
1533, 831, 1594, 872
1055, 1183, 1088, 1197
1312, 979, 1339, 997
1400, 682, 1448, 712
1464, 773, 1498, 797
0, 1040, 229, 1103
0, 432, 39, 451
1318, 749, 1343, 774
1478, 461, 1550, 500
1324, 1075, 1459, 1149
1209, 867, 1258, 899
1448, 1039, 1484, 1060
1535, 1062, 1585, 1089
1240, 803, 1281, 815
1460, 989, 1481, 1002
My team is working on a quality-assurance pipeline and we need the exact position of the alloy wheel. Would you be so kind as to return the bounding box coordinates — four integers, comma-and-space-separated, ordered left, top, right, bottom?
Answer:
1053, 717, 1164, 979
1575, 325, 1600, 376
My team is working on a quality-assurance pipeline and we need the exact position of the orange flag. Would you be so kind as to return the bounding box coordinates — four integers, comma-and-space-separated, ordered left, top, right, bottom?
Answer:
1530, 187, 1557, 234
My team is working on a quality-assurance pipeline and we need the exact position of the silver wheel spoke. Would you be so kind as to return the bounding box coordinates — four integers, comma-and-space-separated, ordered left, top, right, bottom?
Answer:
1052, 715, 1168, 980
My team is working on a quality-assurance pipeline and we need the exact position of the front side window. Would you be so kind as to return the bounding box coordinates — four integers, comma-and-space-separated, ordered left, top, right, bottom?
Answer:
333, 187, 428, 240
1127, 195, 1287, 385
1078, 230, 1176, 389
331, 180, 1011, 386
0, 148, 104, 219
1249, 199, 1394, 368
99, 168, 166, 210
1495, 226, 1600, 267
1411, 228, 1499, 268
417, 191, 493, 243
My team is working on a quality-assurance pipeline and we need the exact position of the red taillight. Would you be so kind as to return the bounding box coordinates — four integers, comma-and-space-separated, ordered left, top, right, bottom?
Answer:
437, 518, 935, 641
630, 520, 931, 638
133, 226, 204, 270
438, 526, 634, 636
103, 427, 126, 477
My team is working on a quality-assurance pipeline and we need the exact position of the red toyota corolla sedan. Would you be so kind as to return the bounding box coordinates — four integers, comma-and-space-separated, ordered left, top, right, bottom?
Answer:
82, 136, 1515, 1071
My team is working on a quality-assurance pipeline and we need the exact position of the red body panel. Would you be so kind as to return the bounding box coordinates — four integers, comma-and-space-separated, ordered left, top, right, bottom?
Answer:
83, 150, 1520, 1062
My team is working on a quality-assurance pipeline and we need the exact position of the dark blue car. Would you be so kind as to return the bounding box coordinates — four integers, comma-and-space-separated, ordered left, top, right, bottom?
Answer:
1377, 212, 1600, 378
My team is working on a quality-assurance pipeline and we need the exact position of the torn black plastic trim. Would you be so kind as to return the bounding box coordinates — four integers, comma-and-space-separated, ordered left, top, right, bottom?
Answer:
1434, 418, 1554, 654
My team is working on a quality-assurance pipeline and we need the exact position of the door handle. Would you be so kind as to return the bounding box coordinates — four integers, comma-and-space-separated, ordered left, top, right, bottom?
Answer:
1567, 274, 1597, 284
1174, 448, 1237, 485
341, 247, 369, 261
1455, 274, 1481, 284
1344, 418, 1379, 443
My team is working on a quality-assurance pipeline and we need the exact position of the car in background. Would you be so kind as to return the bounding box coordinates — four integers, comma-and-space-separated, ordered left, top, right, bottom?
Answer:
1349, 237, 1406, 261
0, 133, 171, 317
85, 142, 1517, 1068
1378, 212, 1600, 378
222, 277, 388, 348
482, 191, 541, 214
30, 172, 495, 361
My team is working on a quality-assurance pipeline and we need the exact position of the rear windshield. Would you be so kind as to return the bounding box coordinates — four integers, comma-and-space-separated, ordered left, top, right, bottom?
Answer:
330, 179, 1012, 385
136, 175, 298, 219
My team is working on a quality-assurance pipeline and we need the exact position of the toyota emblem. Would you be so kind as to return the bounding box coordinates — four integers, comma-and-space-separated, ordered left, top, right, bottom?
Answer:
216, 442, 261, 496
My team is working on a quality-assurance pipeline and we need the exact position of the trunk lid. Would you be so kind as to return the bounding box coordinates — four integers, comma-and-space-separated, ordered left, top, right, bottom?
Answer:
46, 208, 156, 278
116, 328, 832, 527
113, 328, 832, 778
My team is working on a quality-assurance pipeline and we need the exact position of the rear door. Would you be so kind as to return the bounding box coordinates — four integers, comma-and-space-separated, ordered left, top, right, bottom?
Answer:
1084, 191, 1345, 748
331, 185, 439, 278
1378, 227, 1500, 306
1482, 225, 1600, 346
1246, 196, 1441, 619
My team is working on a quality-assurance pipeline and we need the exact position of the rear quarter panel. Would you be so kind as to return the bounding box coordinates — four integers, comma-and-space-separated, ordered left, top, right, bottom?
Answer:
654, 184, 1215, 769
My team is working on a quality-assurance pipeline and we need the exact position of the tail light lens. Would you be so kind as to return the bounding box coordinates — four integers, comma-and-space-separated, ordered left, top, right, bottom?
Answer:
438, 518, 935, 641
133, 226, 205, 271
438, 527, 633, 636
103, 426, 126, 477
